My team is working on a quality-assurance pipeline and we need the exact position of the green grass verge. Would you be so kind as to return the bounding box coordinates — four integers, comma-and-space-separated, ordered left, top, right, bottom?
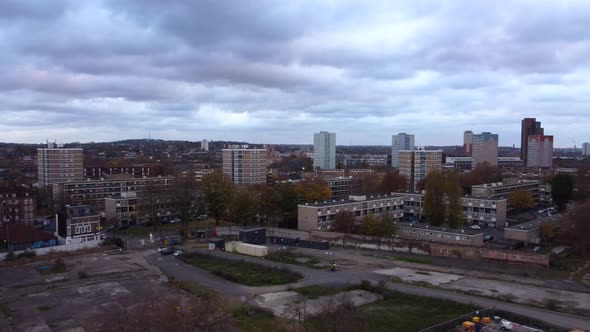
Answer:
265, 250, 323, 269
232, 306, 279, 332
394, 256, 433, 264
179, 252, 303, 286
361, 291, 477, 332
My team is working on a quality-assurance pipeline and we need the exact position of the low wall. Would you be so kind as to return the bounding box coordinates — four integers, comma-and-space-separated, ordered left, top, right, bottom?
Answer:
0, 240, 102, 260
213, 226, 550, 267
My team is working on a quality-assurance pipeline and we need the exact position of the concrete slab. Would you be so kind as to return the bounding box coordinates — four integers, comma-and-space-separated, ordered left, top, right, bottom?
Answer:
373, 267, 464, 285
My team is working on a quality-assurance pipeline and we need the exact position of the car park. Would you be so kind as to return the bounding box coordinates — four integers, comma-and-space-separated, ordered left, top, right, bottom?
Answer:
498, 318, 513, 330
160, 248, 174, 255
157, 247, 167, 252
469, 225, 481, 230
173, 249, 183, 256
537, 209, 545, 214
484, 235, 494, 242
197, 214, 209, 220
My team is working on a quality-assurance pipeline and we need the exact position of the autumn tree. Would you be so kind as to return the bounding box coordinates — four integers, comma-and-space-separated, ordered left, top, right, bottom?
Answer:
228, 189, 260, 226
294, 178, 332, 202
375, 212, 396, 237
352, 173, 381, 195
201, 172, 236, 225
379, 171, 407, 194
445, 172, 464, 228
333, 210, 356, 234
459, 162, 502, 194
259, 183, 299, 228
539, 222, 557, 242
423, 171, 446, 226
551, 173, 575, 211
508, 190, 535, 210
358, 214, 379, 236
174, 178, 198, 227
558, 200, 590, 256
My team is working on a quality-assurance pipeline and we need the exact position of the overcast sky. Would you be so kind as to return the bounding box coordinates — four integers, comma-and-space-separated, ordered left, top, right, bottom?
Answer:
1, 1, 589, 147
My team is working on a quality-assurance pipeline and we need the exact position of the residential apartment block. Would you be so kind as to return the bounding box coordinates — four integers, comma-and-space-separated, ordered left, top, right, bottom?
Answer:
521, 118, 544, 164
463, 130, 473, 156
222, 148, 267, 187
397, 222, 484, 247
399, 148, 443, 192
392, 133, 415, 168
527, 135, 553, 168
0, 190, 36, 224
37, 143, 84, 187
104, 191, 178, 226
84, 165, 150, 179
52, 176, 175, 211
313, 131, 336, 170
298, 193, 507, 231
471, 179, 543, 204
472, 132, 498, 167
583, 142, 590, 156
298, 194, 406, 231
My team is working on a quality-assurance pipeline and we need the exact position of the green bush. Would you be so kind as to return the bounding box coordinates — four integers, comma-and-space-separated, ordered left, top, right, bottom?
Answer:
17, 250, 36, 259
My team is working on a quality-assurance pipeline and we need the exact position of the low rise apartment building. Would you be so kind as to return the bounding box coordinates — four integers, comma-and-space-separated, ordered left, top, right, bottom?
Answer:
298, 193, 507, 231
471, 179, 545, 206
84, 165, 151, 179
104, 191, 179, 226
298, 194, 405, 231
52, 176, 175, 211
0, 190, 36, 224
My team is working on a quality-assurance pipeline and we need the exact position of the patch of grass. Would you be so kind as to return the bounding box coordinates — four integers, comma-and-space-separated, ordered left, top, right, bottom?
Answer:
39, 258, 66, 275
38, 306, 52, 312
232, 305, 279, 332
415, 271, 431, 275
174, 280, 219, 301
265, 250, 322, 269
0, 303, 11, 318
290, 285, 344, 299
361, 290, 477, 332
179, 252, 303, 286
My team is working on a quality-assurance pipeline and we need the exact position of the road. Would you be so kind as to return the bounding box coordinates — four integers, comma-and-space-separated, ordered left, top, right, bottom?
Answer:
145, 249, 590, 330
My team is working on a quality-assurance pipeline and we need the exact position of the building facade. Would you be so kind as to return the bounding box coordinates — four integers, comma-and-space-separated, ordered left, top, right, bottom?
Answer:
37, 143, 84, 187
583, 142, 590, 156
201, 139, 209, 151
521, 118, 544, 164
56, 205, 101, 244
84, 165, 150, 179
526, 135, 553, 168
104, 191, 179, 226
463, 130, 473, 156
392, 133, 415, 168
471, 179, 542, 203
472, 132, 498, 167
399, 149, 443, 192
298, 193, 507, 231
52, 176, 175, 211
222, 148, 267, 187
0, 190, 36, 225
313, 131, 336, 170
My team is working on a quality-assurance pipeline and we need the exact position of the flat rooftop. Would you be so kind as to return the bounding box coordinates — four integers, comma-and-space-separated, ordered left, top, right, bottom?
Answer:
507, 221, 540, 231
396, 221, 483, 235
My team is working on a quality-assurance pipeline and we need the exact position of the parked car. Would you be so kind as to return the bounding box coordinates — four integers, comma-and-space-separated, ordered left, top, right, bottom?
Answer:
537, 209, 546, 214
173, 249, 184, 256
170, 219, 180, 224
498, 318, 513, 331
160, 248, 175, 255
157, 247, 167, 252
197, 214, 209, 221
469, 225, 481, 230
533, 245, 541, 252
484, 235, 494, 242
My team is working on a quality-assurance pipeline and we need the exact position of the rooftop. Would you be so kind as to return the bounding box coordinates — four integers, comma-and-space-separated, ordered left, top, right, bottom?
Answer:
507, 221, 540, 231
300, 193, 406, 207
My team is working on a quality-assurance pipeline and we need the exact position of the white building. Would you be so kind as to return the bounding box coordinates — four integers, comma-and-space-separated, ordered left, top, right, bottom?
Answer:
392, 133, 415, 168
527, 135, 553, 168
313, 131, 336, 170
201, 139, 209, 151
583, 142, 590, 156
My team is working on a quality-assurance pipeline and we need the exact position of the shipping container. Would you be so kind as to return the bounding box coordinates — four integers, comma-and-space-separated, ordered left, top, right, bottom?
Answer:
225, 241, 242, 253
209, 238, 225, 251
269, 236, 298, 246
239, 228, 267, 245
236, 243, 268, 257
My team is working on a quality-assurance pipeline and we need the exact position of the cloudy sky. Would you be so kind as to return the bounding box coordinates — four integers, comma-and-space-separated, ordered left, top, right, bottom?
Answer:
1, 1, 589, 147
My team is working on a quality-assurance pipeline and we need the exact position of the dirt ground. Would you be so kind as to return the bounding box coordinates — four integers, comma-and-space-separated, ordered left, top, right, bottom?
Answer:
0, 249, 170, 331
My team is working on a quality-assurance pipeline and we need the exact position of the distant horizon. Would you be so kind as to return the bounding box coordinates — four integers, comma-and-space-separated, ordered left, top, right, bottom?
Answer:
0, 138, 580, 150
